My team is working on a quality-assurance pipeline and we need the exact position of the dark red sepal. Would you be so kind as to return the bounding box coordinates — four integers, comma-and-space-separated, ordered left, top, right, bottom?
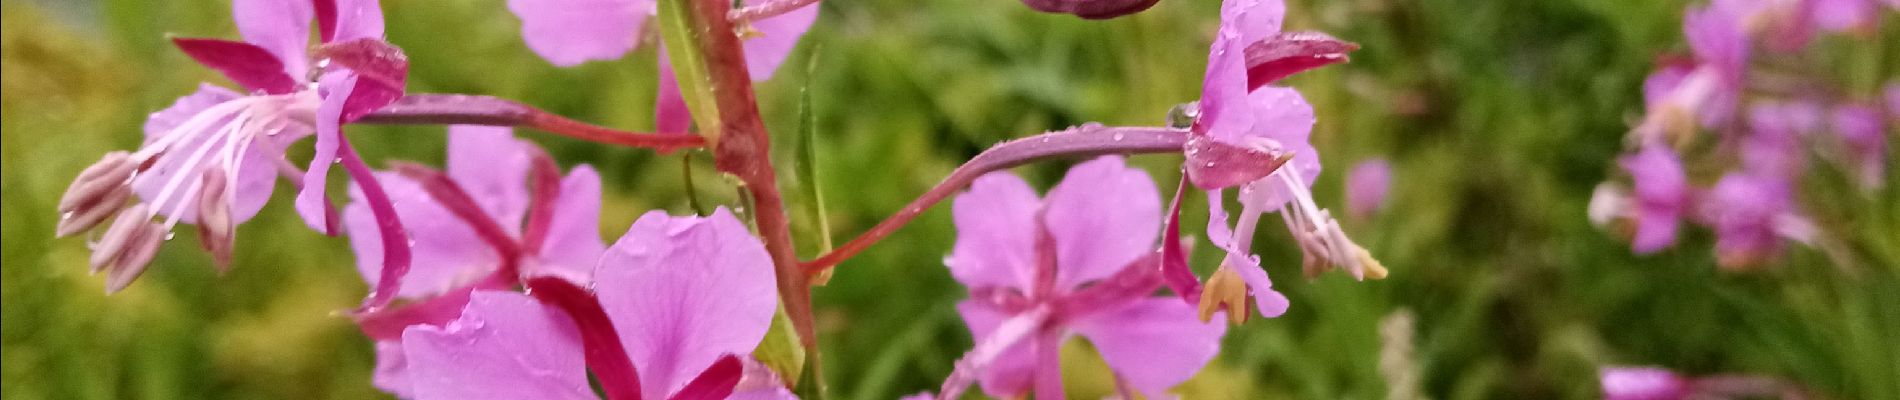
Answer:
317, 38, 409, 122
526, 277, 645, 400
668, 354, 744, 400
170, 37, 299, 94
1183, 135, 1292, 190
1244, 32, 1358, 90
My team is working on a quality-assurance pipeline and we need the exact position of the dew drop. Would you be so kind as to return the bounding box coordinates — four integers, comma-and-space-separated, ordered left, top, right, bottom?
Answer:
60, 211, 74, 221
1112, 133, 1125, 141
1204, 162, 1216, 168
164, 232, 177, 241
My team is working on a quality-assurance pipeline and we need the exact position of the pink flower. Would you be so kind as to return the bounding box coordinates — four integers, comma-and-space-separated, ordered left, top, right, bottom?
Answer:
395, 208, 793, 399
341, 126, 607, 398
1619, 144, 1691, 254
1174, 0, 1382, 324
1742, 101, 1820, 178
1830, 103, 1885, 188
939, 156, 1226, 399
1345, 159, 1392, 219
1700, 172, 1799, 269
1601, 367, 1690, 400
55, 0, 404, 293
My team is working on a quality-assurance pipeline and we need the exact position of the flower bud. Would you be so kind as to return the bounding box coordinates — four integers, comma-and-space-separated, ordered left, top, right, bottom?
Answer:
56, 151, 136, 237
197, 168, 235, 271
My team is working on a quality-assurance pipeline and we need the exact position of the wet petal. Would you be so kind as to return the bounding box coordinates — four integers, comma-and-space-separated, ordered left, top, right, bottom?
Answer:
949, 172, 1042, 290
1072, 299, 1226, 397
1043, 156, 1159, 290
596, 208, 778, 399
230, 0, 312, 79
296, 73, 354, 233
329, 0, 386, 42
508, 0, 652, 66
401, 291, 594, 400
1235, 87, 1318, 211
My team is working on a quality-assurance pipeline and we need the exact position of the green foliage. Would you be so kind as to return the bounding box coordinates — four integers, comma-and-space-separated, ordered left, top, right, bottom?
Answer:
3, 0, 1896, 399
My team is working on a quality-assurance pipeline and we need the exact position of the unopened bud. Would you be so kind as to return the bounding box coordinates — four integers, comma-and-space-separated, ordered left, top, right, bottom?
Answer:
88, 203, 165, 294
1197, 265, 1250, 325
197, 168, 235, 271
56, 151, 136, 237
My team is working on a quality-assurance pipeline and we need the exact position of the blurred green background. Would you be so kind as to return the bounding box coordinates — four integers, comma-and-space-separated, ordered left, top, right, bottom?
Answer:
4, 0, 1898, 398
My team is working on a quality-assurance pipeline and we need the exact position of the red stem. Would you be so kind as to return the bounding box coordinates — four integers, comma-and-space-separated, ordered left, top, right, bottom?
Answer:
359, 94, 706, 152
800, 125, 1191, 274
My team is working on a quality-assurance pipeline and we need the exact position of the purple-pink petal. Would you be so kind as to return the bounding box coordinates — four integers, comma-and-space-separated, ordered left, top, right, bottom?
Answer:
329, 0, 387, 42
230, 0, 312, 80
1600, 367, 1690, 400
595, 208, 778, 400
954, 299, 1038, 397
1042, 156, 1159, 290
1704, 172, 1792, 265
345, 172, 500, 299
533, 165, 606, 281
296, 73, 355, 233
1070, 299, 1226, 396
1235, 87, 1318, 211
1620, 145, 1688, 253
401, 291, 595, 400
948, 173, 1042, 290
740, 0, 819, 81
370, 341, 415, 398
447, 125, 534, 231
1810, 0, 1877, 33
1743, 101, 1818, 178
508, 0, 651, 66
1832, 103, 1886, 187
1223, 0, 1286, 45
1642, 62, 1692, 112
1345, 159, 1392, 218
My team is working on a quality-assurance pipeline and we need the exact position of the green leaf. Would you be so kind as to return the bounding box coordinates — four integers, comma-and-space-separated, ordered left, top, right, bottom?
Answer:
794, 44, 834, 253
752, 302, 806, 390
655, 0, 723, 141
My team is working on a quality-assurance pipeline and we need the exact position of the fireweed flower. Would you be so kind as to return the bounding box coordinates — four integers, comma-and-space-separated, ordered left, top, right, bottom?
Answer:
1176, 0, 1383, 324
339, 126, 605, 397
397, 209, 794, 399
1701, 172, 1809, 269
1742, 100, 1821, 178
1600, 367, 1691, 400
1830, 103, 1885, 188
939, 156, 1226, 399
54, 0, 403, 293
1636, 1, 1750, 142
1590, 144, 1692, 254
1345, 159, 1392, 219
504, 0, 817, 132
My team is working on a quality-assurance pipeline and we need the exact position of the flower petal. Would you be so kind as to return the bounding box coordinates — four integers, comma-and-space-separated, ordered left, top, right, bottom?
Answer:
1043, 156, 1159, 290
1072, 298, 1226, 397
1234, 86, 1318, 211
949, 172, 1042, 290
534, 165, 606, 281
1345, 159, 1391, 218
329, 0, 386, 42
954, 299, 1038, 398
401, 291, 595, 400
508, 0, 651, 66
370, 341, 416, 398
596, 208, 778, 399
447, 125, 534, 231
345, 172, 500, 299
740, 0, 818, 81
230, 0, 312, 79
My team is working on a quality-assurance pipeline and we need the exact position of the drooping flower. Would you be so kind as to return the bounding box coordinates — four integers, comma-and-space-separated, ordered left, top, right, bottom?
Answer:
1345, 159, 1392, 219
1176, 0, 1381, 324
54, 0, 405, 293
398, 208, 794, 399
342, 126, 605, 398
939, 156, 1226, 400
1600, 367, 1690, 400
1618, 144, 1691, 254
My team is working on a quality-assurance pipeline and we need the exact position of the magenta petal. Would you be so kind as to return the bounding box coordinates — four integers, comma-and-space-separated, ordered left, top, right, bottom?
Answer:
315, 40, 408, 122
533, 165, 606, 281
401, 291, 595, 400
949, 173, 1042, 290
669, 354, 744, 400
1235, 86, 1319, 211
344, 172, 500, 299
1194, 21, 1252, 140
1642, 62, 1692, 111
370, 341, 415, 398
1600, 367, 1689, 400
447, 125, 533, 230
329, 0, 386, 42
596, 208, 778, 400
740, 0, 818, 81
296, 73, 354, 233
656, 50, 693, 134
1811, 0, 1876, 33
1072, 299, 1226, 396
170, 38, 299, 94
955, 300, 1037, 398
1043, 156, 1160, 290
508, 0, 651, 66
1684, 5, 1748, 84
1229, 258, 1289, 317
1184, 135, 1290, 190
1345, 159, 1392, 218
1224, 0, 1286, 44
230, 0, 312, 79
1244, 32, 1356, 88
1619, 145, 1687, 253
